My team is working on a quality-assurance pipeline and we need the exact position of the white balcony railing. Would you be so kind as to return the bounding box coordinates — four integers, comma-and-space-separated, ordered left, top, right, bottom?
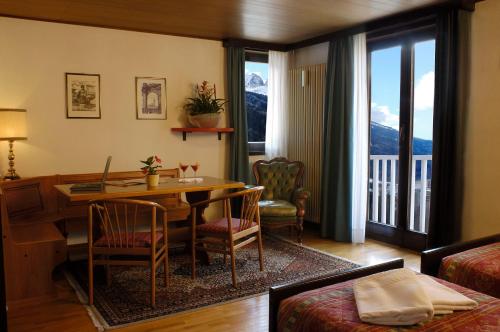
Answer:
369, 155, 432, 234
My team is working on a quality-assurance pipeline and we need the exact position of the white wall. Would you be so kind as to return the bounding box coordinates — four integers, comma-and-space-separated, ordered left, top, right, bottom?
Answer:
0, 17, 228, 181
290, 42, 328, 68
462, 0, 500, 240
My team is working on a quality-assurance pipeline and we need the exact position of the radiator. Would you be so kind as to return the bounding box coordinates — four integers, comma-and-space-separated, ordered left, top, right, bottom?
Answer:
287, 64, 326, 223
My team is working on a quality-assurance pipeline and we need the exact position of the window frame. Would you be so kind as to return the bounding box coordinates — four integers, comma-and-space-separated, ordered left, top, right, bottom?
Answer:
366, 26, 436, 251
245, 50, 268, 156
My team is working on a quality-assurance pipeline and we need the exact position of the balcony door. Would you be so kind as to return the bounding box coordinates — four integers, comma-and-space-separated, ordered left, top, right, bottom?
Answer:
367, 30, 436, 251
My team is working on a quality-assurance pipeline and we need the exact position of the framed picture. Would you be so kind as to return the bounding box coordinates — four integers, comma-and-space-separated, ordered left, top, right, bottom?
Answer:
65, 73, 101, 119
135, 77, 167, 120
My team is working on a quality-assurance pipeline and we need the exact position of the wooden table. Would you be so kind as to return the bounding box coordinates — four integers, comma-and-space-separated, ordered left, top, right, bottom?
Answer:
54, 176, 244, 202
55, 176, 245, 263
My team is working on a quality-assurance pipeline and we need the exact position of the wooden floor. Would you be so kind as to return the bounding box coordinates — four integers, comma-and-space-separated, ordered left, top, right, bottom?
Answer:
7, 228, 420, 332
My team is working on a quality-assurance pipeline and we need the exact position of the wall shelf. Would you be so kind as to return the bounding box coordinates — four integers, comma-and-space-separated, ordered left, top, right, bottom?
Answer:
171, 127, 234, 141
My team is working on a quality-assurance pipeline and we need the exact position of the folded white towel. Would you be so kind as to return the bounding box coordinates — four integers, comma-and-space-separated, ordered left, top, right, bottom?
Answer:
416, 275, 478, 314
178, 177, 203, 183
354, 268, 434, 326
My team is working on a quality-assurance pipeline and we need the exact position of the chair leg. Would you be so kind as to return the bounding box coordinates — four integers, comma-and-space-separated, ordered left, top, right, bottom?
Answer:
229, 241, 237, 287
296, 217, 304, 244
151, 260, 156, 308
88, 254, 94, 305
257, 229, 264, 272
164, 249, 169, 288
191, 240, 196, 280
223, 239, 227, 265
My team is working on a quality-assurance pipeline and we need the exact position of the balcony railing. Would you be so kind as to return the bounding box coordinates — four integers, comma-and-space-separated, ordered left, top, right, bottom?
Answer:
369, 155, 432, 234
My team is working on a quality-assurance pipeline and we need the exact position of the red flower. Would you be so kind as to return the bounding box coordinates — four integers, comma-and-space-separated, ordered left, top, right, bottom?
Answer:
154, 156, 162, 163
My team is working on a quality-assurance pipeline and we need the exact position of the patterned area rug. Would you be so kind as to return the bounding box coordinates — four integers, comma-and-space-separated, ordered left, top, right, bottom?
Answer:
67, 236, 359, 329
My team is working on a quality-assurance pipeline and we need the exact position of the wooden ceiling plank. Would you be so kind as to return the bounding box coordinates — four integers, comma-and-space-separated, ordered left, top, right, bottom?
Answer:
0, 0, 452, 44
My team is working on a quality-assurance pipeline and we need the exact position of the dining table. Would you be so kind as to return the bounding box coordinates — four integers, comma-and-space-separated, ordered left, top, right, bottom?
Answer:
54, 176, 245, 263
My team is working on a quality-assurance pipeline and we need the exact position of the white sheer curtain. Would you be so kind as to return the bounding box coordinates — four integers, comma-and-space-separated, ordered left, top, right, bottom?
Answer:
351, 33, 369, 243
265, 50, 289, 159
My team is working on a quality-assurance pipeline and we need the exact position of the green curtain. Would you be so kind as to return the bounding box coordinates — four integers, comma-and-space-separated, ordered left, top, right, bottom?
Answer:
320, 36, 355, 242
428, 8, 470, 248
226, 47, 250, 183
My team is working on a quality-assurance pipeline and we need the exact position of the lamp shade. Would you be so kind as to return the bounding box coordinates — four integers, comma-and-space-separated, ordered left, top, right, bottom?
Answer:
0, 109, 27, 140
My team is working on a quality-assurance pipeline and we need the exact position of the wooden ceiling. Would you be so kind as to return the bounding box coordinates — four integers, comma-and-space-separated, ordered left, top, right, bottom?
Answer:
0, 0, 452, 44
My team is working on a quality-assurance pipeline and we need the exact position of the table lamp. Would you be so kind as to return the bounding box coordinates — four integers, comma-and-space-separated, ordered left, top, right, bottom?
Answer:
0, 109, 27, 180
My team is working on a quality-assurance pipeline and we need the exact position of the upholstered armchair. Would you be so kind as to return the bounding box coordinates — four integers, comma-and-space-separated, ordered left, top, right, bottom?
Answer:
252, 157, 310, 243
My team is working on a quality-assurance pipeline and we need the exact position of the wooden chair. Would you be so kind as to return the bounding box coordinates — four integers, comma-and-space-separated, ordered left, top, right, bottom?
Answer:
87, 198, 168, 307
191, 186, 265, 287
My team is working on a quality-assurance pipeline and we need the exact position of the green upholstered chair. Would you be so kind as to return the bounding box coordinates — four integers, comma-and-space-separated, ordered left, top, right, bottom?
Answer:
252, 157, 310, 243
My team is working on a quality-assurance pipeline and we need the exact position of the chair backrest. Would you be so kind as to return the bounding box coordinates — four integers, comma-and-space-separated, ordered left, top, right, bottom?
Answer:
253, 158, 304, 201
225, 186, 264, 232
88, 198, 167, 249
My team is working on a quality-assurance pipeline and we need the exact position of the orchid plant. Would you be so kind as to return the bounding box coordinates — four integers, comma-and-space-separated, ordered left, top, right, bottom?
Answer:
140, 155, 162, 175
185, 80, 227, 115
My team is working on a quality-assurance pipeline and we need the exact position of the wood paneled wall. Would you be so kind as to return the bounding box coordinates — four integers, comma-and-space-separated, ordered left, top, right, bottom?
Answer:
288, 64, 326, 223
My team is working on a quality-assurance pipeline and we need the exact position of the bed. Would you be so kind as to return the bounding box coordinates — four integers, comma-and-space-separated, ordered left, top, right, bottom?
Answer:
421, 233, 500, 298
269, 258, 500, 332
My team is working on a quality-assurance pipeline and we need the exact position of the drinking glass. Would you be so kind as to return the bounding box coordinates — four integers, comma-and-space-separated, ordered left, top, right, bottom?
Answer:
191, 162, 200, 177
179, 162, 189, 178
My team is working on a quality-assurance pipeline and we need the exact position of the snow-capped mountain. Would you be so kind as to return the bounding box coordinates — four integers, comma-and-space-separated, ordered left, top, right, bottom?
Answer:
245, 72, 268, 95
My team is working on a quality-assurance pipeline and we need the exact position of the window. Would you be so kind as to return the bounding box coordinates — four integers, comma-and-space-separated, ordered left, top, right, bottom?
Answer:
245, 51, 268, 155
367, 27, 436, 250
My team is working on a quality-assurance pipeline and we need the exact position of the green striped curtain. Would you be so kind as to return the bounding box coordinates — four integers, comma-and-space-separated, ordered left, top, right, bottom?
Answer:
226, 47, 250, 183
320, 36, 355, 242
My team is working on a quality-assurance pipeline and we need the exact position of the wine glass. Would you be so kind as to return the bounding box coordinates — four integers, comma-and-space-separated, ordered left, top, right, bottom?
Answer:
191, 162, 200, 178
179, 162, 189, 178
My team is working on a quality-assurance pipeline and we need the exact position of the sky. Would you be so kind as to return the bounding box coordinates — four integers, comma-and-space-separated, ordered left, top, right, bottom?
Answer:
371, 40, 435, 140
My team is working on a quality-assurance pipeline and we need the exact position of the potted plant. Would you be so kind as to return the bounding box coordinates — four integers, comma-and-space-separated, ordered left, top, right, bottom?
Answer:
140, 155, 162, 187
185, 81, 227, 128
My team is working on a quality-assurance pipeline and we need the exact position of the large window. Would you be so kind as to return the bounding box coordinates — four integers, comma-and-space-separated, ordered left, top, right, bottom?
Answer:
367, 28, 436, 250
245, 51, 268, 155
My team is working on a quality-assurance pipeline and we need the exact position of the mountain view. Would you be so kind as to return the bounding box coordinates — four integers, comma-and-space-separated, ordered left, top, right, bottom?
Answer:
245, 72, 268, 142
370, 122, 432, 155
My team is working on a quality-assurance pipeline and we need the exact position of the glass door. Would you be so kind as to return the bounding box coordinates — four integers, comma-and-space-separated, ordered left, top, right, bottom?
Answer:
367, 32, 436, 251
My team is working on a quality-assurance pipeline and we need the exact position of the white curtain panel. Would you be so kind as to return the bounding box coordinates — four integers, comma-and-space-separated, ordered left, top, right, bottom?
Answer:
351, 33, 369, 243
265, 50, 289, 159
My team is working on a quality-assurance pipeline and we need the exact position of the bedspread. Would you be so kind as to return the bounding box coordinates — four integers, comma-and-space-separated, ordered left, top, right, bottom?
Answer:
277, 277, 499, 332
438, 242, 500, 298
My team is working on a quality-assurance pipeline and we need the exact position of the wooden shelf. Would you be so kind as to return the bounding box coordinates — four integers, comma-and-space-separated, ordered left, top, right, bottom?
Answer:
171, 127, 234, 141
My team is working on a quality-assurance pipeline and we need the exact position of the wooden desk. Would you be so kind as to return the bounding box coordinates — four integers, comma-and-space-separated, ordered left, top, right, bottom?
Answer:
55, 176, 245, 263
54, 176, 244, 202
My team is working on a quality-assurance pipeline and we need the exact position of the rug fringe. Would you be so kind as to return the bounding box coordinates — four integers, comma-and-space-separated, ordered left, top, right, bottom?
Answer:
63, 270, 108, 331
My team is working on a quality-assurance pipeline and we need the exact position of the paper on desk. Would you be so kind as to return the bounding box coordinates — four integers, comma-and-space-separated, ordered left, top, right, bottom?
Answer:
178, 177, 203, 183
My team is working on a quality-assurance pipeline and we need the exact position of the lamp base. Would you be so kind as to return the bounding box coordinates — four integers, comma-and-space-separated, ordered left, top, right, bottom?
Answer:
3, 174, 20, 181
3, 140, 21, 181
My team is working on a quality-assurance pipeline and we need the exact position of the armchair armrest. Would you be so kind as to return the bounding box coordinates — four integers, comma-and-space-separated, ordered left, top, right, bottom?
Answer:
292, 188, 310, 217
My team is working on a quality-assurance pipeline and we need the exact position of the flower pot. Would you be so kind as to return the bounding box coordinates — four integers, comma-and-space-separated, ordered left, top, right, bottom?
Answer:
188, 113, 221, 128
146, 174, 160, 187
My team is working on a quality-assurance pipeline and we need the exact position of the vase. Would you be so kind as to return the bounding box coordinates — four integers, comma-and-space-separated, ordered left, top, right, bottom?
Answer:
188, 113, 221, 128
146, 174, 160, 187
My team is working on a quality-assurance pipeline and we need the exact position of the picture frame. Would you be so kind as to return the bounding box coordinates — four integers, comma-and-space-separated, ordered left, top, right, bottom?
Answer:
65, 73, 101, 119
135, 77, 167, 120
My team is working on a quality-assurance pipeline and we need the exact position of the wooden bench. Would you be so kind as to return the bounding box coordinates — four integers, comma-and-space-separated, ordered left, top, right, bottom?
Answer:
0, 168, 190, 302
0, 176, 67, 302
